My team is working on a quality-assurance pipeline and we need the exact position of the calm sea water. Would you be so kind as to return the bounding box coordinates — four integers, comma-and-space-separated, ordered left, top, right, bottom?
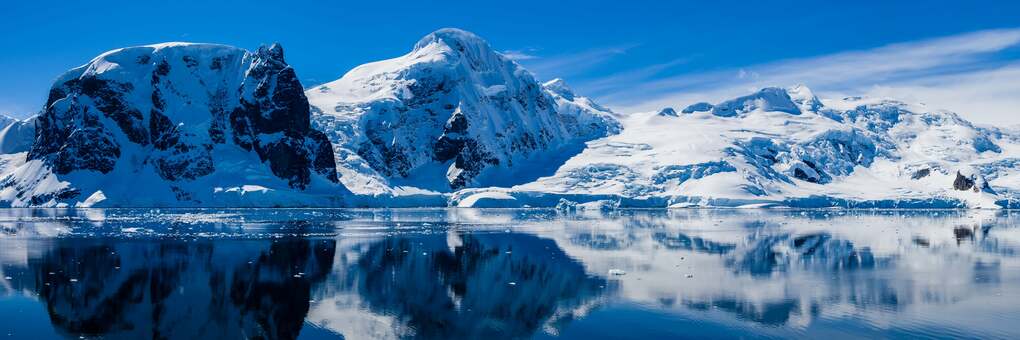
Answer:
1, 208, 1018, 339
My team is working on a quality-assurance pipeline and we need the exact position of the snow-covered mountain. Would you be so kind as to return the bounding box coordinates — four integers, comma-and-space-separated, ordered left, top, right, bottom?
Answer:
453, 85, 1020, 208
308, 28, 620, 193
0, 43, 342, 207
2, 29, 1020, 208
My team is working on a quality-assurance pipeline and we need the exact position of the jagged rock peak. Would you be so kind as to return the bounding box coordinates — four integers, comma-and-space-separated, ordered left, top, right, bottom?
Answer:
256, 42, 286, 60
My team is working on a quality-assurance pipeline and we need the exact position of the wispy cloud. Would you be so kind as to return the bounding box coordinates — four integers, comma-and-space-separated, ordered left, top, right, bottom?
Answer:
586, 28, 1020, 124
501, 49, 538, 61
579, 57, 692, 97
859, 63, 1020, 126
516, 44, 638, 80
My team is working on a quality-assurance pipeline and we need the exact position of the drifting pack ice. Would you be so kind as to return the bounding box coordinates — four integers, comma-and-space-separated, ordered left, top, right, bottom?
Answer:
1, 28, 1017, 208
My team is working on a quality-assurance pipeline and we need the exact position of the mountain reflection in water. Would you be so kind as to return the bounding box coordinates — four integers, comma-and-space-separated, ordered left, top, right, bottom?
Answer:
1, 209, 1019, 339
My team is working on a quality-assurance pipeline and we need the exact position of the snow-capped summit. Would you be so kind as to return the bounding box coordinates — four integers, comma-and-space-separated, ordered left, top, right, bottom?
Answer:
309, 28, 620, 192
680, 87, 809, 117
412, 28, 495, 59
0, 42, 340, 207
787, 84, 823, 112
542, 78, 575, 99
711, 87, 802, 117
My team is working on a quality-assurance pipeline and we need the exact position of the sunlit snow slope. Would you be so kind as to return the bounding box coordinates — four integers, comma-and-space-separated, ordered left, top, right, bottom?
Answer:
454, 86, 1020, 208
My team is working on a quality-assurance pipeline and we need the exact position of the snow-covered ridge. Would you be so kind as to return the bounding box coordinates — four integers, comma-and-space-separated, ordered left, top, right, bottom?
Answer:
309, 28, 620, 193
0, 114, 31, 154
455, 86, 1020, 209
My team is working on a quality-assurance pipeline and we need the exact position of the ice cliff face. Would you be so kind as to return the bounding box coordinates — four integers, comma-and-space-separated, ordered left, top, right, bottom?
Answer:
0, 43, 339, 206
308, 28, 620, 192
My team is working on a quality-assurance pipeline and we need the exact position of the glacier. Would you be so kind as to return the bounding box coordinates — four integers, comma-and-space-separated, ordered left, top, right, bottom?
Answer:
0, 29, 1019, 208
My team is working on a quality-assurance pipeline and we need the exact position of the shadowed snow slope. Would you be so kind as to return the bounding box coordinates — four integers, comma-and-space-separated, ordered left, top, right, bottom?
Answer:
308, 28, 621, 194
0, 43, 343, 207
454, 86, 1020, 208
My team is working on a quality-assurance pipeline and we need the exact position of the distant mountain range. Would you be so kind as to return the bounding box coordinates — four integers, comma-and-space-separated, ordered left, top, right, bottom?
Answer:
1, 28, 1017, 208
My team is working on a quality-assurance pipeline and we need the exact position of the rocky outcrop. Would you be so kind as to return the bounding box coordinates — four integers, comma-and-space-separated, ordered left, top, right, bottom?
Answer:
657, 107, 678, 117
911, 168, 931, 180
681, 102, 714, 114
953, 171, 976, 191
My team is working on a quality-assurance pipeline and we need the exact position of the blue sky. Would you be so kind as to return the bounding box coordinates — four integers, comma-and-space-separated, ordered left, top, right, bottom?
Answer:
2, 0, 1019, 123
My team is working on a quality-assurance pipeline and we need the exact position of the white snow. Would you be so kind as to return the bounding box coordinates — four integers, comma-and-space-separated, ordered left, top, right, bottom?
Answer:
455, 86, 1020, 208
2, 29, 1020, 208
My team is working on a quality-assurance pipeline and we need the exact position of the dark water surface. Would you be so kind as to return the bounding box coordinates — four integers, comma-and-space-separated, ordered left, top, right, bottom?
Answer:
1, 209, 1018, 339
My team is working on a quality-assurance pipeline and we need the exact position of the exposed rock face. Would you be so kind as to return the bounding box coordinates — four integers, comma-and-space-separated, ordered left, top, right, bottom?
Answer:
911, 168, 931, 180
657, 107, 678, 117
953, 171, 975, 191
681, 102, 714, 114
26, 43, 336, 192
226, 44, 338, 188
308, 29, 620, 191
